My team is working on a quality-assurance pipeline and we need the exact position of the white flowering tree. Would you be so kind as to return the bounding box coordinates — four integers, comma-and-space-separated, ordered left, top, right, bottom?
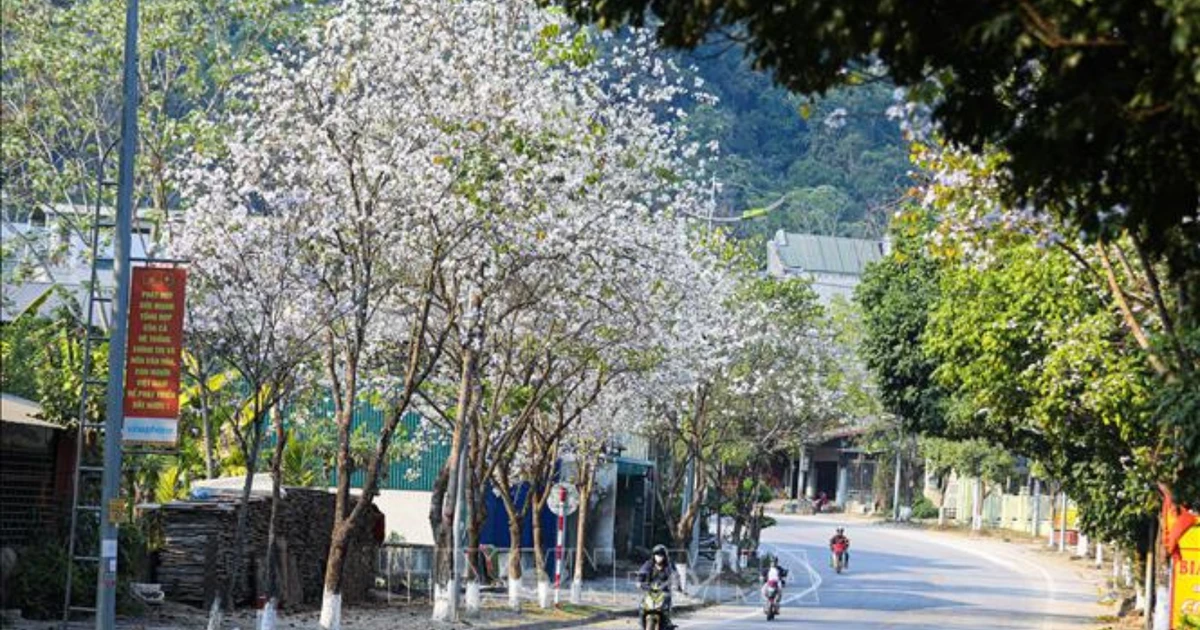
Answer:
181, 0, 719, 625
170, 177, 329, 628
708, 275, 842, 550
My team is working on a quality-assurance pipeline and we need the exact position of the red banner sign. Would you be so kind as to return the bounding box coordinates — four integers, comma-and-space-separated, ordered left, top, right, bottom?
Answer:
121, 267, 187, 446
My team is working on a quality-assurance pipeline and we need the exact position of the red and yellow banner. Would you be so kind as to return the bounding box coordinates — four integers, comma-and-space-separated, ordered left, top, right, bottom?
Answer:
1172, 526, 1200, 629
121, 267, 187, 446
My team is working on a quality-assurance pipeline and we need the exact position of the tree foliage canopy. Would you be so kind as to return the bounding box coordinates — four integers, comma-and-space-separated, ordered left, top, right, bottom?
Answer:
556, 0, 1200, 301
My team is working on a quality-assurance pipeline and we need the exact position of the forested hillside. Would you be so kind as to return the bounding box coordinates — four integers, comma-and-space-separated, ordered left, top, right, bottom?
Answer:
679, 44, 910, 240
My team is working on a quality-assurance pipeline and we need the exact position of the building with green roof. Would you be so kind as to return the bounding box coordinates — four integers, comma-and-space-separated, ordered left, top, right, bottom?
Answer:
765, 230, 887, 304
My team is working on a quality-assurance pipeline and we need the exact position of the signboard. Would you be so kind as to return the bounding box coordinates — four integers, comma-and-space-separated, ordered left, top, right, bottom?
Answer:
547, 482, 579, 516
121, 267, 187, 446
1172, 526, 1200, 629
107, 498, 129, 525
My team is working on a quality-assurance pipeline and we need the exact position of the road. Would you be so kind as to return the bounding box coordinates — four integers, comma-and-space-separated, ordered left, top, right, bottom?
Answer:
591, 514, 1109, 630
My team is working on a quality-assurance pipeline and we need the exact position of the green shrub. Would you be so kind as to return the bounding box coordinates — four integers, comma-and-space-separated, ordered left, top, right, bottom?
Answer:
1, 525, 148, 620
911, 496, 939, 519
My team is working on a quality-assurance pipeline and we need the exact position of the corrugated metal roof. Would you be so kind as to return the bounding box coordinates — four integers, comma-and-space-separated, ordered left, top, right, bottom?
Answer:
190, 473, 286, 498
772, 232, 885, 276
0, 393, 61, 429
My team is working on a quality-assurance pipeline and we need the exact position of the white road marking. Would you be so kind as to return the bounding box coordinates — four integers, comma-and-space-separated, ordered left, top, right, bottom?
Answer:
674, 544, 823, 628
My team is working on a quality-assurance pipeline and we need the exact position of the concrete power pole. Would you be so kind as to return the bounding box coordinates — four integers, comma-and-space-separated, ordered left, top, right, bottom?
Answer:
892, 429, 903, 520
98, 1, 139, 627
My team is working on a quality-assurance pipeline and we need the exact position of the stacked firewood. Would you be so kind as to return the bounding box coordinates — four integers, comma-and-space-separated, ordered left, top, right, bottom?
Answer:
155, 488, 381, 608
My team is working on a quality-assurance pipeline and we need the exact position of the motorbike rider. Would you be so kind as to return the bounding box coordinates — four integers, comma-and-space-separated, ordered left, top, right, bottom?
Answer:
829, 527, 851, 568
760, 554, 788, 598
637, 544, 679, 629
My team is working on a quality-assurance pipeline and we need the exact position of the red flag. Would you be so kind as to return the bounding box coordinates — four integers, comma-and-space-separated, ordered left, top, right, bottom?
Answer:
1161, 484, 1198, 560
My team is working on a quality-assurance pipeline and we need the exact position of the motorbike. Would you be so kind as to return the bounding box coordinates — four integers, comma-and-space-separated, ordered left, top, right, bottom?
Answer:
761, 578, 782, 620
831, 542, 848, 574
641, 584, 668, 630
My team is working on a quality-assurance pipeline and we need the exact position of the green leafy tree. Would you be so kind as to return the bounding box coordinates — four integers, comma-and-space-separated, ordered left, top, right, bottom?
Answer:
924, 240, 1160, 548
2, 0, 321, 255
854, 211, 947, 434
556, 0, 1200, 305
0, 307, 106, 426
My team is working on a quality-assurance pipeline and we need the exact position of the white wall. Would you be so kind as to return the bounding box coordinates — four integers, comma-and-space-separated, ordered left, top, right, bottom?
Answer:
809, 272, 861, 305
587, 462, 618, 558
371, 489, 435, 545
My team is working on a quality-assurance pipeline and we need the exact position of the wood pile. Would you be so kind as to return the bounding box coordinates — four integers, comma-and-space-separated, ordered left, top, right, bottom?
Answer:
155, 488, 381, 609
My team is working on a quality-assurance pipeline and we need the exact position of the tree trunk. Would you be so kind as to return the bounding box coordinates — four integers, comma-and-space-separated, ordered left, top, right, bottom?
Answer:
319, 526, 348, 630
674, 457, 705, 551
464, 474, 483, 618
748, 478, 764, 550
200, 375, 216, 480
263, 415, 286, 630
207, 398, 266, 630
507, 508, 524, 608
570, 460, 594, 604
434, 326, 477, 622
429, 463, 452, 584
531, 488, 552, 608
321, 349, 358, 630
494, 470, 525, 611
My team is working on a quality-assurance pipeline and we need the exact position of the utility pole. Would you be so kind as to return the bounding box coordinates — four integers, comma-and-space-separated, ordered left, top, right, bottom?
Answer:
98, 1, 139, 627
892, 426, 903, 520
1058, 493, 1068, 553
1031, 478, 1041, 537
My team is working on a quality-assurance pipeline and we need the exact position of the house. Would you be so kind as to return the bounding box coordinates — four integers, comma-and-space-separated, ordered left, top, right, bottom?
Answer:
790, 426, 878, 511
765, 230, 887, 304
767, 231, 888, 511
330, 397, 651, 577
1, 206, 154, 325
0, 394, 74, 547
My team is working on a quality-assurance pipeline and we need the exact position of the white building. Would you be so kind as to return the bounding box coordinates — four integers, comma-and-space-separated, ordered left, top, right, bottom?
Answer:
767, 231, 888, 510
765, 230, 887, 304
2, 207, 155, 324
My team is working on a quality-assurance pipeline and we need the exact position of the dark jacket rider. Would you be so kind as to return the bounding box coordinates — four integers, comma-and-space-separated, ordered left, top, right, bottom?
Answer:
637, 544, 679, 629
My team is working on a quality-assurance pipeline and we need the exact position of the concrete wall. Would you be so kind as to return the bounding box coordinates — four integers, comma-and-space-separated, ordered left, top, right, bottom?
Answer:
809, 272, 860, 305
588, 462, 618, 557
942, 475, 1064, 536
623, 434, 652, 461
371, 489, 435, 545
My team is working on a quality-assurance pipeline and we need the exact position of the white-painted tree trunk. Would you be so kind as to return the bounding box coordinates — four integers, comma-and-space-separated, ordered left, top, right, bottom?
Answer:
1076, 534, 1088, 558
205, 597, 223, 630
432, 583, 451, 621
319, 589, 342, 630
1153, 586, 1170, 630
259, 598, 278, 630
508, 576, 522, 612
465, 580, 482, 618
537, 579, 551, 609
971, 478, 983, 531
570, 579, 583, 604
1095, 542, 1103, 568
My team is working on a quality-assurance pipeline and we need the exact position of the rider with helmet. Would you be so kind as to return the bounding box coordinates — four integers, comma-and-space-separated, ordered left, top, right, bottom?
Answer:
637, 544, 679, 629
760, 554, 788, 596
829, 527, 851, 568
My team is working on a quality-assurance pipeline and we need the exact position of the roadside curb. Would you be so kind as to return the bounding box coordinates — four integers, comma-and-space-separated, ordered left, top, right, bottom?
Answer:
496, 597, 727, 630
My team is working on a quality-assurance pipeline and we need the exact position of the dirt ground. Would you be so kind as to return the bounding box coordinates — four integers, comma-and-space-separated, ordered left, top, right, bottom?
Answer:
4, 598, 609, 630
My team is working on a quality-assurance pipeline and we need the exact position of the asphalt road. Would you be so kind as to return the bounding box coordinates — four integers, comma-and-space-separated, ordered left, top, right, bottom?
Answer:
591, 514, 1108, 630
